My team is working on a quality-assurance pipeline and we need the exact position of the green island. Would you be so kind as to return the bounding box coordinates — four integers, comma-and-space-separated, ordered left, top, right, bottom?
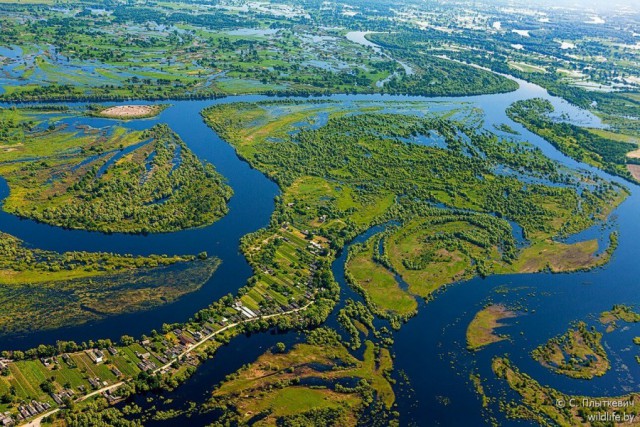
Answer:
345, 233, 418, 326
599, 304, 640, 332
203, 100, 626, 321
0, 108, 232, 233
202, 327, 395, 426
531, 322, 610, 380
492, 357, 639, 426
466, 304, 518, 351
364, 33, 519, 97
507, 99, 640, 183
0, 231, 218, 334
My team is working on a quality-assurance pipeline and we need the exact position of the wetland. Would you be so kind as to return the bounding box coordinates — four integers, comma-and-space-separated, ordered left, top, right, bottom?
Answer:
0, 1, 639, 426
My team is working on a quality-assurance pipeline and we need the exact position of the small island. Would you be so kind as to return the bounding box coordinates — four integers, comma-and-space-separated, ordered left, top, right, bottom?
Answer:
532, 321, 609, 379
492, 357, 640, 426
466, 304, 517, 351
89, 104, 169, 120
599, 304, 640, 332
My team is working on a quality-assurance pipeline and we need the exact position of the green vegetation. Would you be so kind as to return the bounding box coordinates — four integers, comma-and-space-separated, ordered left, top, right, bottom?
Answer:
0, 105, 341, 424
377, 21, 640, 135
345, 234, 418, 323
493, 357, 640, 426
205, 327, 396, 426
0, 231, 219, 333
0, 95, 627, 425
466, 305, 517, 351
0, 1, 523, 102
469, 373, 490, 409
494, 123, 520, 135
507, 99, 639, 182
599, 304, 640, 332
237, 224, 332, 324
203, 100, 625, 321
384, 212, 513, 297
0, 4, 396, 101
531, 322, 609, 380
367, 33, 518, 97
0, 170, 338, 419
0, 1, 637, 426
0, 109, 232, 233
0, 261, 329, 423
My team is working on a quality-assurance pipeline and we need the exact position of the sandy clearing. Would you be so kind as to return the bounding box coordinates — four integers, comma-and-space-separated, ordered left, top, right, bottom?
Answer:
627, 148, 640, 159
99, 105, 160, 118
628, 165, 640, 181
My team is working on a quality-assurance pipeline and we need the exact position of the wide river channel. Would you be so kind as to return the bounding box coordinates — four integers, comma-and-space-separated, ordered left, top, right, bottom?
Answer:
1, 73, 639, 425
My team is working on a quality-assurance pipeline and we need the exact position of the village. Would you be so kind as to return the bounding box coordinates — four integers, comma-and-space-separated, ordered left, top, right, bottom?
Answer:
0, 224, 327, 425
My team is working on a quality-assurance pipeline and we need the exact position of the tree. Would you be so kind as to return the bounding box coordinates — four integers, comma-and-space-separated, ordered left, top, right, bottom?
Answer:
120, 335, 135, 346
40, 379, 55, 393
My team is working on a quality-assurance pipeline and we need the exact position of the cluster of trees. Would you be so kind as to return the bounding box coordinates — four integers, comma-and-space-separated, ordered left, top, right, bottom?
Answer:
337, 299, 375, 350
1, 339, 116, 361
63, 398, 142, 427
203, 101, 626, 349
507, 98, 637, 182
208, 103, 620, 243
0, 232, 191, 274
368, 32, 518, 97
0, 2, 400, 102
0, 111, 35, 144
8, 124, 232, 233
532, 321, 608, 379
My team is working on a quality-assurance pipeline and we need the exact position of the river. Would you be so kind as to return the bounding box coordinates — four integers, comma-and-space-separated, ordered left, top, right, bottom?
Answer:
1, 51, 639, 425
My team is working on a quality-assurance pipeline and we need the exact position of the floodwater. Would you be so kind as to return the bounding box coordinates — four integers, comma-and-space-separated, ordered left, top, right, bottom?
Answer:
1, 39, 639, 425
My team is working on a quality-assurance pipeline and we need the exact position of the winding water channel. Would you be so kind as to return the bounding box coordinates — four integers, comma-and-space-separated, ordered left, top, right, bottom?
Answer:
1, 61, 639, 424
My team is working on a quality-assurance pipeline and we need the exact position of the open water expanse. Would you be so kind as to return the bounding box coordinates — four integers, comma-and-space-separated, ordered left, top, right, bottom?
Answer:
1, 69, 639, 425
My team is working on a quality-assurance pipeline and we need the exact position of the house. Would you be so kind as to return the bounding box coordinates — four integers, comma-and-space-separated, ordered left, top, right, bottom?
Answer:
0, 412, 14, 427
51, 389, 74, 406
178, 334, 195, 346
87, 349, 105, 364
